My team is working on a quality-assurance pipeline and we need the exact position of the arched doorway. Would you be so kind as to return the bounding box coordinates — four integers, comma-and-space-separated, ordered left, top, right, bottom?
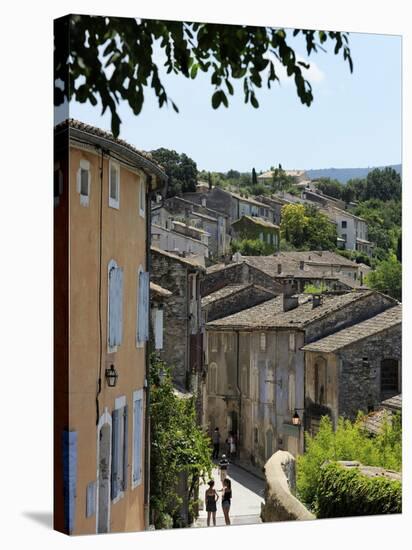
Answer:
97, 418, 112, 534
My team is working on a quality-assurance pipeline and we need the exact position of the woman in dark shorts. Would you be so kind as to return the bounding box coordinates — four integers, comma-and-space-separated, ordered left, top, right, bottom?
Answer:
221, 478, 232, 525
205, 480, 219, 526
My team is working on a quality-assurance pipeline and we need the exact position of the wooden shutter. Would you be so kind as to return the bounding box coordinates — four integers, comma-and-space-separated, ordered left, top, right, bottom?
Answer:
154, 309, 164, 350
122, 405, 129, 491
133, 397, 143, 486
111, 409, 120, 500
138, 271, 149, 342
109, 266, 124, 347
62, 430, 78, 534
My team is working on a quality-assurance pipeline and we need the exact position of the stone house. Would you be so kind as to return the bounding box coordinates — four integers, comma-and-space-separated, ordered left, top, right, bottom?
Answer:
162, 196, 229, 259
254, 195, 284, 225
150, 247, 206, 393
151, 222, 208, 264
302, 305, 401, 433
54, 119, 167, 535
204, 290, 396, 469
183, 187, 274, 226
320, 205, 372, 256
231, 215, 280, 252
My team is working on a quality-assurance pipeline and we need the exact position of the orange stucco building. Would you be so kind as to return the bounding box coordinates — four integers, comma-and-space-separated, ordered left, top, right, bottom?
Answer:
54, 120, 166, 535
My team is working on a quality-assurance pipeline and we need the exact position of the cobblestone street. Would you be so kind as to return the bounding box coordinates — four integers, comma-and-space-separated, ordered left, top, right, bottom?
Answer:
194, 463, 265, 528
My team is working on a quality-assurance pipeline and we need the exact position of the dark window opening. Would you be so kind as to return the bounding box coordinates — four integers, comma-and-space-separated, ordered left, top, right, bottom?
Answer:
381, 358, 399, 398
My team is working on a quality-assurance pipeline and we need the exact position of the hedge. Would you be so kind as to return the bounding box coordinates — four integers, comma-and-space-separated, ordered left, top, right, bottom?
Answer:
316, 462, 401, 518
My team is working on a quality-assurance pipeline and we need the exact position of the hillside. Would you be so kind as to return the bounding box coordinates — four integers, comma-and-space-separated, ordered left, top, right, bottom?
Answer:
306, 164, 401, 184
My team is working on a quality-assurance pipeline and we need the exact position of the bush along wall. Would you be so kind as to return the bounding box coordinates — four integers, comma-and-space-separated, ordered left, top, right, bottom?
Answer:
316, 462, 401, 518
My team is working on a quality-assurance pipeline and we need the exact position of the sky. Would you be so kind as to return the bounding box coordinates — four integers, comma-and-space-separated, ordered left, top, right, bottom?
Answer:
59, 26, 402, 173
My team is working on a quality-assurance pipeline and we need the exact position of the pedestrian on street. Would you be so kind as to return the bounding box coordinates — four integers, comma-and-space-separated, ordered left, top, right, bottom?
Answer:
221, 478, 232, 525
205, 480, 219, 527
218, 454, 229, 484
229, 432, 236, 460
212, 427, 220, 459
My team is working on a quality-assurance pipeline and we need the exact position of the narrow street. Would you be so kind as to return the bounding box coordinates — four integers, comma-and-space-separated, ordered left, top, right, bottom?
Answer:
194, 463, 265, 528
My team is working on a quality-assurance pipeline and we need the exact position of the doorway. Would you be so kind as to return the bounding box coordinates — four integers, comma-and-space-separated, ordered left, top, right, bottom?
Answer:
97, 423, 111, 533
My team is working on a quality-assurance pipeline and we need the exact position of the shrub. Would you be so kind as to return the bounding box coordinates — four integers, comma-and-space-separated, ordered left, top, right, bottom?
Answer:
296, 415, 401, 511
316, 462, 401, 518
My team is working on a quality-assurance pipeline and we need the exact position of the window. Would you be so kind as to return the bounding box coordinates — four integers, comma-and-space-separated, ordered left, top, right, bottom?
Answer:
152, 306, 164, 350
77, 159, 90, 206
260, 333, 266, 351
189, 274, 197, 301
210, 332, 218, 352
289, 333, 295, 352
109, 160, 120, 209
139, 178, 145, 217
341, 220, 347, 228
341, 233, 347, 241
254, 427, 259, 445
381, 359, 399, 398
136, 268, 150, 346
132, 390, 144, 488
108, 260, 124, 352
208, 363, 217, 394
111, 396, 128, 501
259, 232, 264, 242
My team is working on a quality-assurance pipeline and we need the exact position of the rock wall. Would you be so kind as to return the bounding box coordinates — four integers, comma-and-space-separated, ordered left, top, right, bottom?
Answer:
260, 451, 314, 523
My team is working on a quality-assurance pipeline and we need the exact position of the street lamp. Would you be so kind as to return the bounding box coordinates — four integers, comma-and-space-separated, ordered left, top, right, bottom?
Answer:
105, 365, 119, 388
292, 408, 305, 426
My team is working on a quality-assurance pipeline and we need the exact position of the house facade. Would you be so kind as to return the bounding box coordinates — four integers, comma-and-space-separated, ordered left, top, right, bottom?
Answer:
302, 305, 401, 433
204, 290, 396, 469
231, 215, 280, 252
54, 120, 167, 535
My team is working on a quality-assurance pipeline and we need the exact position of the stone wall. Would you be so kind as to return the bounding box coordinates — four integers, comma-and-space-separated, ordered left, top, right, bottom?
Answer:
261, 451, 314, 522
338, 323, 401, 419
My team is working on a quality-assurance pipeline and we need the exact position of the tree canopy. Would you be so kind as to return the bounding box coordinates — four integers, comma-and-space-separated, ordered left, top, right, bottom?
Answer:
281, 203, 337, 250
55, 16, 353, 136
150, 148, 197, 197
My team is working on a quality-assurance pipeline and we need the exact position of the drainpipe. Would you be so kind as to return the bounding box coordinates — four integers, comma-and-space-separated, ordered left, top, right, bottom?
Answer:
144, 174, 154, 530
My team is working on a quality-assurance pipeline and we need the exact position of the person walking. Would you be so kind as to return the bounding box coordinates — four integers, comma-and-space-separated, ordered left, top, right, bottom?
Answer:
221, 478, 232, 525
212, 427, 220, 460
218, 454, 229, 484
205, 480, 219, 527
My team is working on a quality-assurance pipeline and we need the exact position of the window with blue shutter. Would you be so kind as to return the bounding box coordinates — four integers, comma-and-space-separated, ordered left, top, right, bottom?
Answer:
111, 403, 128, 501
62, 430, 77, 534
132, 390, 144, 488
137, 271, 149, 344
111, 409, 120, 500
108, 262, 124, 350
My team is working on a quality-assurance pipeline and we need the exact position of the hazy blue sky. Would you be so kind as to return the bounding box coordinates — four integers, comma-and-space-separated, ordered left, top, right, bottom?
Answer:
64, 28, 401, 172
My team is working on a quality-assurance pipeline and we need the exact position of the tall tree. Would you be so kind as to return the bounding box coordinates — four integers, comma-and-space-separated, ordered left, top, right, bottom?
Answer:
55, 16, 353, 136
252, 167, 258, 185
366, 255, 402, 301
150, 148, 197, 197
281, 203, 337, 250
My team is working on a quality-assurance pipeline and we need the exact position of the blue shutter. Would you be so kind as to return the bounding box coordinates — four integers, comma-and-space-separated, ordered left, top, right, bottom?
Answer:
133, 398, 143, 485
86, 481, 96, 518
138, 272, 149, 342
62, 430, 77, 534
122, 405, 129, 491
109, 266, 124, 347
111, 409, 120, 500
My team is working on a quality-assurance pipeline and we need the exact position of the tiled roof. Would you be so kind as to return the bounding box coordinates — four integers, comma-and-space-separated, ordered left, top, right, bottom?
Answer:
172, 220, 209, 235
207, 291, 375, 330
381, 394, 402, 412
150, 281, 172, 298
226, 190, 271, 208
151, 246, 206, 271
232, 215, 280, 230
242, 256, 341, 279
302, 305, 401, 353
201, 284, 275, 307
274, 251, 358, 268
55, 119, 166, 178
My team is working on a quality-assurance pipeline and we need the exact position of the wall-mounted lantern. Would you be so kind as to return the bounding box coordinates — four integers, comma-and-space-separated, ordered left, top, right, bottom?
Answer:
105, 365, 119, 388
292, 408, 305, 426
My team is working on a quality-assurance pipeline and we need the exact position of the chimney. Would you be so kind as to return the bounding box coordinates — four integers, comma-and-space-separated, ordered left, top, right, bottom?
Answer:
312, 294, 323, 308
299, 260, 304, 270
283, 294, 299, 312
277, 263, 282, 274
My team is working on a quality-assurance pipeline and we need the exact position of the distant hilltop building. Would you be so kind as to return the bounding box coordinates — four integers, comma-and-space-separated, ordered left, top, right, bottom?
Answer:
257, 169, 311, 187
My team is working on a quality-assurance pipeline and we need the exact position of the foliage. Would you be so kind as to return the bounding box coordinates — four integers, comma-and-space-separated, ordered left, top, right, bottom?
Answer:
314, 178, 345, 199
149, 355, 213, 528
335, 248, 372, 267
270, 167, 297, 192
366, 254, 402, 301
316, 462, 401, 518
150, 148, 197, 197
346, 168, 401, 202
280, 203, 337, 250
252, 167, 258, 186
55, 16, 353, 136
303, 282, 327, 294
231, 238, 273, 256
296, 415, 402, 511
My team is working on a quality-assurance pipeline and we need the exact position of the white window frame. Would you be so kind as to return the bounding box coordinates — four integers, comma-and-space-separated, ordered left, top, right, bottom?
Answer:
132, 389, 144, 489
139, 178, 146, 218
109, 159, 120, 209
77, 159, 90, 207
112, 395, 127, 504
210, 332, 218, 353
107, 259, 120, 353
